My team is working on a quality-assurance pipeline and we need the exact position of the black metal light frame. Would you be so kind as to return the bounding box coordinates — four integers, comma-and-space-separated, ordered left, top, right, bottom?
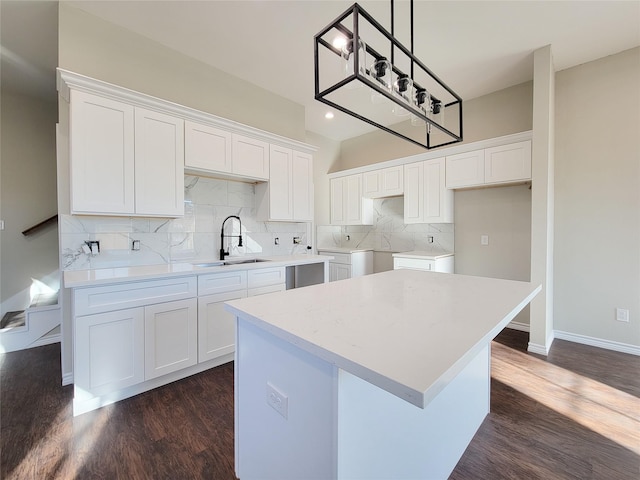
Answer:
314, 2, 463, 150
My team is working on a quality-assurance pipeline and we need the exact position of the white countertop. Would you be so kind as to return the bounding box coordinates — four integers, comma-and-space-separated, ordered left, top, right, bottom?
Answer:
63, 254, 332, 288
226, 269, 540, 409
392, 250, 454, 260
316, 247, 373, 254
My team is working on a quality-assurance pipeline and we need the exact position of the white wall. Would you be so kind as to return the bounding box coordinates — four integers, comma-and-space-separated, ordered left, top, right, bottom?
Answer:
0, 90, 59, 315
554, 47, 639, 347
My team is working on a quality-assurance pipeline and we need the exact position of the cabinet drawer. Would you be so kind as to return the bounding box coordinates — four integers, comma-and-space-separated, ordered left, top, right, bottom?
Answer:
393, 257, 435, 271
248, 283, 286, 297
74, 276, 197, 316
248, 267, 286, 289
198, 270, 248, 296
320, 252, 351, 265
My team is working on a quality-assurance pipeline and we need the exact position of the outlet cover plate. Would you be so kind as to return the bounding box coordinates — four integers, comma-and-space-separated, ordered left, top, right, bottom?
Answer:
266, 382, 288, 419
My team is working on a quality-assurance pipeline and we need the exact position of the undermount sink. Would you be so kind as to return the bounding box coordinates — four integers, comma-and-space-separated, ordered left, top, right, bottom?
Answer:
223, 258, 271, 266
192, 262, 225, 268
191, 258, 271, 268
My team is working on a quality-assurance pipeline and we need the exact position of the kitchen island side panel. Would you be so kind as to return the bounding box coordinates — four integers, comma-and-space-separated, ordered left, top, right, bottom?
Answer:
235, 318, 338, 480
337, 344, 490, 479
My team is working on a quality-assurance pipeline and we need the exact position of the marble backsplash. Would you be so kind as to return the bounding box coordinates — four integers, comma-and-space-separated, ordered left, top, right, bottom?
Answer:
60, 175, 310, 271
317, 197, 454, 254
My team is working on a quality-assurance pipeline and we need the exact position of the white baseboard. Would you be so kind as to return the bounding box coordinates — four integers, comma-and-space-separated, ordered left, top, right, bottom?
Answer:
506, 321, 530, 332
62, 372, 74, 386
554, 330, 640, 356
527, 342, 550, 356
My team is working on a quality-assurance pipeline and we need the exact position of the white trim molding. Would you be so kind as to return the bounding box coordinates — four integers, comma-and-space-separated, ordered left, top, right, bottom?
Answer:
528, 331, 555, 356
328, 130, 533, 179
57, 69, 317, 154
554, 330, 640, 356
506, 321, 530, 333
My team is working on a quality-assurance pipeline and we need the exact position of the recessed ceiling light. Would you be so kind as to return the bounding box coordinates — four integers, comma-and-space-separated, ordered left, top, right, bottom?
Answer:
325, 112, 334, 119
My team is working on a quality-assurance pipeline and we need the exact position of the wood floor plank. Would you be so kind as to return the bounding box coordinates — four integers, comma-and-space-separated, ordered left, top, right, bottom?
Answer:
1, 330, 638, 479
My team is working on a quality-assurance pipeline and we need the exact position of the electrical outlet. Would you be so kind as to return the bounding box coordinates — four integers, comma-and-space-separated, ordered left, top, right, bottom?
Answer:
85, 240, 100, 254
616, 308, 629, 322
481, 235, 489, 246
266, 382, 288, 419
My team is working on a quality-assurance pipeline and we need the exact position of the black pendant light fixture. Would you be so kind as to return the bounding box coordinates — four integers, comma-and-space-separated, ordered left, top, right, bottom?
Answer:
314, 1, 463, 149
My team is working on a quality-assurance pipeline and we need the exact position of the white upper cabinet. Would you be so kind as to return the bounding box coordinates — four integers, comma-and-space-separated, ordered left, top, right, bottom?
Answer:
184, 120, 232, 173
363, 166, 404, 198
404, 157, 453, 224
446, 140, 532, 189
445, 150, 485, 189
256, 146, 313, 222
70, 90, 136, 215
134, 107, 184, 217
330, 174, 373, 225
232, 134, 269, 180
69, 90, 184, 217
484, 141, 532, 184
291, 150, 313, 221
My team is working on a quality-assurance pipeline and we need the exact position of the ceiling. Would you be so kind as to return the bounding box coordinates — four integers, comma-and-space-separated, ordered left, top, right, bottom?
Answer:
2, 1, 639, 141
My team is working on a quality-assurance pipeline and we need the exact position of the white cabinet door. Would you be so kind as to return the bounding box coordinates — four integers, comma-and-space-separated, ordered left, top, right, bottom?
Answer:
345, 175, 363, 224
484, 141, 532, 184
75, 307, 144, 400
268, 145, 294, 220
404, 158, 452, 224
184, 120, 232, 173
232, 134, 269, 180
330, 177, 346, 224
330, 174, 372, 225
329, 262, 351, 282
198, 290, 247, 363
70, 90, 135, 215
134, 107, 185, 217
404, 162, 424, 224
292, 151, 313, 221
424, 157, 453, 223
144, 298, 197, 380
445, 150, 485, 188
363, 166, 404, 198
363, 170, 382, 198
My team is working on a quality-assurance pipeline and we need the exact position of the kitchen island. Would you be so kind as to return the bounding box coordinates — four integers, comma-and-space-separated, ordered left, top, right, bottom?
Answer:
225, 269, 540, 480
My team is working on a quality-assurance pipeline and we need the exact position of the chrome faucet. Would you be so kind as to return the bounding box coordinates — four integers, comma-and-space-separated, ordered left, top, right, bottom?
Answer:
220, 215, 243, 260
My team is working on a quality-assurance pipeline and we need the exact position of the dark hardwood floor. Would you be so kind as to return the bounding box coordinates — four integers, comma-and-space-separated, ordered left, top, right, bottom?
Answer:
1, 329, 638, 479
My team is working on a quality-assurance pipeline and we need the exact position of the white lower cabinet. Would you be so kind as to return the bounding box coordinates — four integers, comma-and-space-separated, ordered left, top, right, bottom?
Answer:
198, 290, 247, 363
75, 307, 145, 401
72, 266, 288, 415
144, 298, 198, 380
318, 250, 373, 282
329, 262, 352, 282
392, 253, 455, 273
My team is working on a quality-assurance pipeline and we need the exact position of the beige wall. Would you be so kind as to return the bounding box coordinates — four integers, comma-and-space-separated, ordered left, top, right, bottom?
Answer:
0, 90, 59, 315
454, 185, 532, 326
336, 81, 533, 171
554, 47, 639, 347
306, 131, 341, 228
58, 3, 306, 142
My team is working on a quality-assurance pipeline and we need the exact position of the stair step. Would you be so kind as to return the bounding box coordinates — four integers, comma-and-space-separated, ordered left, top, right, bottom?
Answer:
1, 311, 26, 330
29, 292, 59, 309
